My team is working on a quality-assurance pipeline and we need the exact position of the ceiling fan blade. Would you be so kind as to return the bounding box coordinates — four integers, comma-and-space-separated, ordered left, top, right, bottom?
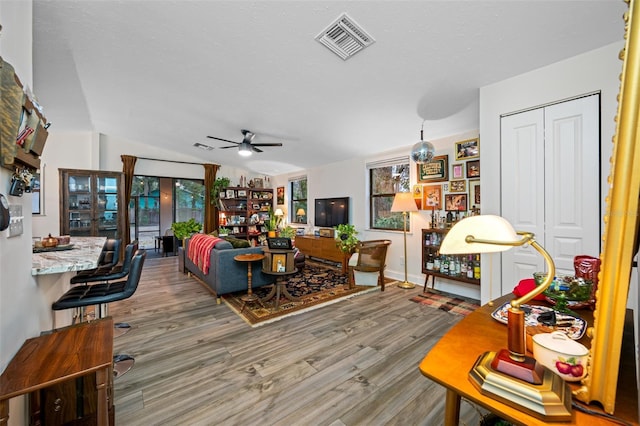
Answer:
252, 143, 283, 147
206, 136, 240, 145
252, 146, 264, 153
219, 145, 237, 149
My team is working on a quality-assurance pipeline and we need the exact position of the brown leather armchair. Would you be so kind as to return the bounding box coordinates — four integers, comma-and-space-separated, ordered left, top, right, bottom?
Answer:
348, 239, 391, 290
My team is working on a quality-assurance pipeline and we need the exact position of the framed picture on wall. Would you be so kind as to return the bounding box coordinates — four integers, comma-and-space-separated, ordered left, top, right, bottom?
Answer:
417, 155, 448, 182
466, 160, 480, 178
470, 180, 481, 207
422, 184, 442, 209
452, 163, 464, 179
449, 180, 466, 193
445, 194, 468, 211
454, 138, 480, 160
277, 186, 285, 204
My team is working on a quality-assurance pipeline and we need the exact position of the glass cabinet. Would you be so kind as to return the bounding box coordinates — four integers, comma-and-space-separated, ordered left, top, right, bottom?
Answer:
59, 169, 125, 239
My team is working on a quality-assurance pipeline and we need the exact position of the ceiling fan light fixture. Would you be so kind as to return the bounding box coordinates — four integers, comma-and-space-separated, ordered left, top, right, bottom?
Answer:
411, 120, 435, 163
238, 143, 253, 157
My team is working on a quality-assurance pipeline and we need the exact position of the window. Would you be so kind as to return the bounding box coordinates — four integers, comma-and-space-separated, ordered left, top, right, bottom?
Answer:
369, 160, 410, 231
174, 178, 205, 224
290, 177, 307, 224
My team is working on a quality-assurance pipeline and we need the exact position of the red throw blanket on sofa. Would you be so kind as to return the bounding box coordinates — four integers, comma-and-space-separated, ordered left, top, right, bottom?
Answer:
187, 234, 222, 275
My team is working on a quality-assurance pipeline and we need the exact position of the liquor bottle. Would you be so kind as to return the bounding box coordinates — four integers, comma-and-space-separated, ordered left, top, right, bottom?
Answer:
425, 232, 431, 246
426, 252, 434, 270
460, 256, 468, 276
473, 255, 481, 280
441, 256, 449, 275
433, 252, 441, 272
467, 255, 474, 279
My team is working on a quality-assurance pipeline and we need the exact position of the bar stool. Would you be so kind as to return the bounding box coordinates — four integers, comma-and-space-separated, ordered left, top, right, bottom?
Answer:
71, 238, 122, 282
53, 250, 146, 377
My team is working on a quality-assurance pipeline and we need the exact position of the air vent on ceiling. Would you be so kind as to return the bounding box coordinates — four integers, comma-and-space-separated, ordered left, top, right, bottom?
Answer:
315, 13, 375, 60
193, 142, 214, 151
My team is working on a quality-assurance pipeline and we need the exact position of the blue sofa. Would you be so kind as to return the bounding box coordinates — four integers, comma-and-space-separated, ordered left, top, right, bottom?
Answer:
183, 236, 274, 303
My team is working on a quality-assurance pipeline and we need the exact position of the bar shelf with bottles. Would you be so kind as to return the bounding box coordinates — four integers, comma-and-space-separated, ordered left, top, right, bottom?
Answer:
422, 228, 481, 289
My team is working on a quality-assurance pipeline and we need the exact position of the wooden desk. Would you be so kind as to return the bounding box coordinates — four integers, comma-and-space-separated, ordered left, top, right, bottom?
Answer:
0, 318, 114, 426
419, 295, 638, 425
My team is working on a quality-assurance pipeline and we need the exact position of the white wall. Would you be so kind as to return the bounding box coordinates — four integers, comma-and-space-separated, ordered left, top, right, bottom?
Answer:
480, 41, 631, 306
0, 1, 40, 424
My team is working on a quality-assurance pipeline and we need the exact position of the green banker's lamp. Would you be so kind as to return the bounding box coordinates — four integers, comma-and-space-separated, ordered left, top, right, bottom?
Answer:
439, 215, 571, 421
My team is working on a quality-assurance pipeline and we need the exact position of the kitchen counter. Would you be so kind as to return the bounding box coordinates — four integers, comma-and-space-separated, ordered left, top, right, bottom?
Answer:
32, 236, 106, 275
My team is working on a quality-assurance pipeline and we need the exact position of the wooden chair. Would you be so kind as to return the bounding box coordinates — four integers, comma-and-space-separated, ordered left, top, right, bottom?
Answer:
348, 239, 391, 290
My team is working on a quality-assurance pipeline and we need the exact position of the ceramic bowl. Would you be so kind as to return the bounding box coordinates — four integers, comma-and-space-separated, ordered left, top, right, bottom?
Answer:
532, 331, 588, 381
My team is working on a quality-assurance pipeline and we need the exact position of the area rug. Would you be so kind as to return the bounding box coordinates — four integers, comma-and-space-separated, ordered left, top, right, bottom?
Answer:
222, 263, 387, 327
410, 290, 480, 316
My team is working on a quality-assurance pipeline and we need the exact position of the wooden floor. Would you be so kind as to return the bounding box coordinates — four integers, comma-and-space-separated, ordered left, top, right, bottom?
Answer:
110, 256, 488, 425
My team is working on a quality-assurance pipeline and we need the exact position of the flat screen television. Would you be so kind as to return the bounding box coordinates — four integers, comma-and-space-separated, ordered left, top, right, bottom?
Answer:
314, 197, 349, 228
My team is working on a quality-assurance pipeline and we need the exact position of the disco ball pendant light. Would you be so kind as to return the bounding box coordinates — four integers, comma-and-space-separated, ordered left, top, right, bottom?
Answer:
411, 120, 435, 163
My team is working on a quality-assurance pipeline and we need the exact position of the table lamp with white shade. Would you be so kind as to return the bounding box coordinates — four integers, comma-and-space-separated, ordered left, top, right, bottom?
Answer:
439, 214, 571, 420
390, 192, 419, 289
274, 208, 285, 229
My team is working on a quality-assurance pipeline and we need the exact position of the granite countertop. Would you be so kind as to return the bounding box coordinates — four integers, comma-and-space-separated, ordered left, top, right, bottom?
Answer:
32, 236, 107, 275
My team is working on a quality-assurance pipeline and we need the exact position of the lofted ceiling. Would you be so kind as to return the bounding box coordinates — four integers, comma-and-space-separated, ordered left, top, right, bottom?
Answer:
32, 0, 627, 175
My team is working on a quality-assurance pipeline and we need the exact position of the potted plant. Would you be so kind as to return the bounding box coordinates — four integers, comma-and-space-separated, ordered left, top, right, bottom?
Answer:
279, 226, 296, 239
171, 218, 203, 244
218, 227, 230, 237
335, 224, 358, 253
211, 176, 231, 200
335, 224, 359, 274
264, 208, 278, 238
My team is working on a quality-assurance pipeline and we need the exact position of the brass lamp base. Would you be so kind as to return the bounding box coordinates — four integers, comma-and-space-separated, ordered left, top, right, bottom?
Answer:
469, 351, 572, 421
397, 280, 415, 289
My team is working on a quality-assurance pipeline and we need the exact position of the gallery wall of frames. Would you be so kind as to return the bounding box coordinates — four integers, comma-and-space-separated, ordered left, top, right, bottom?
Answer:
413, 137, 480, 220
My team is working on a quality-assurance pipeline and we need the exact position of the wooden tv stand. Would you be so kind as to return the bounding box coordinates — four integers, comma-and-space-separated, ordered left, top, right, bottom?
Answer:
295, 235, 343, 264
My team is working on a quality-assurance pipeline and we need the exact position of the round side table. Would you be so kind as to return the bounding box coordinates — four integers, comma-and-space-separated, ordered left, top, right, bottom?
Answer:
234, 253, 266, 312
261, 269, 299, 311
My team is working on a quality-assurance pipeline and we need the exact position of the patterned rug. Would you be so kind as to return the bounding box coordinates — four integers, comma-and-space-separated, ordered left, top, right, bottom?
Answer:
410, 290, 480, 316
222, 263, 387, 326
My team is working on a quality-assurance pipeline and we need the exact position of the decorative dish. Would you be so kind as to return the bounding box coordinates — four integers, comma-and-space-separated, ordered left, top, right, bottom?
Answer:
33, 244, 75, 253
491, 302, 586, 340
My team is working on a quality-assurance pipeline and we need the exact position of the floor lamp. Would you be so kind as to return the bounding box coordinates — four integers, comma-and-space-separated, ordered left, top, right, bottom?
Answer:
390, 192, 419, 289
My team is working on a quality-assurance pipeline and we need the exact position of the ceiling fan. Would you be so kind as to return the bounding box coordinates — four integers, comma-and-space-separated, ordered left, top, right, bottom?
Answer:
206, 129, 283, 157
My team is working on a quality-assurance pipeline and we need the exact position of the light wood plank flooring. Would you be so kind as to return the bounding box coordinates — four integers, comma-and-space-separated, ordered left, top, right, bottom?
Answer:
110, 256, 488, 425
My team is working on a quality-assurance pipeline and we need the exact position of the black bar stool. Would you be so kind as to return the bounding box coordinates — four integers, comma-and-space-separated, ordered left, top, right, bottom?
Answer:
53, 250, 146, 378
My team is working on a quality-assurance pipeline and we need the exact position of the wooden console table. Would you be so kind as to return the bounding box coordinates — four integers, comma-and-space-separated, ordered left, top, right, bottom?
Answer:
419, 294, 638, 425
0, 318, 114, 426
294, 235, 343, 264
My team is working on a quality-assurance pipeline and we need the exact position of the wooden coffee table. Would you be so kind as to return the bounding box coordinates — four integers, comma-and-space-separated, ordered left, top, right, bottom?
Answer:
234, 253, 266, 312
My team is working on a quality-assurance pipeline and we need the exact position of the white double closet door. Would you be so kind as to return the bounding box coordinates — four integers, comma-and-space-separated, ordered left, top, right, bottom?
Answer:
500, 94, 601, 288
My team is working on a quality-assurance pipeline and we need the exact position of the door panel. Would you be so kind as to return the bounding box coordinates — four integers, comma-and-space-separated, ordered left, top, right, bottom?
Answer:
501, 108, 545, 291
544, 96, 600, 275
500, 94, 600, 292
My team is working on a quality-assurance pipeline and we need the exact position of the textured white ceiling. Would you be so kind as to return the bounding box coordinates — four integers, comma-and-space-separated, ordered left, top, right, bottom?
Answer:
32, 0, 627, 175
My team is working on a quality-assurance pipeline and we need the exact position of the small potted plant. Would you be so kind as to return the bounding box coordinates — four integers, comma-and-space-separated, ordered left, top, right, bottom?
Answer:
279, 226, 296, 239
264, 209, 278, 238
218, 227, 230, 237
335, 224, 359, 274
